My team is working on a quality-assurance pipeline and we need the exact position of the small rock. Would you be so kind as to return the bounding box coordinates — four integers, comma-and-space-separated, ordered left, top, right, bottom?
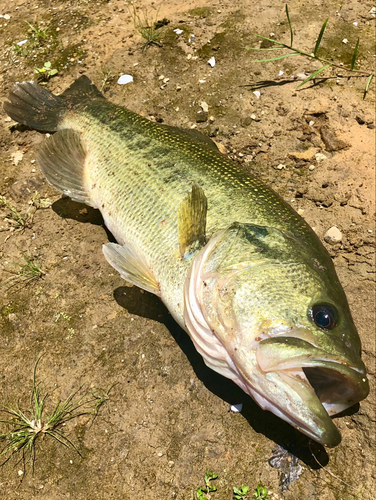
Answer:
117, 74, 133, 85
315, 152, 327, 162
241, 115, 252, 127
200, 101, 209, 113
320, 125, 348, 151
308, 165, 315, 171
196, 111, 208, 123
324, 226, 343, 244
208, 56, 215, 67
253, 90, 261, 99
275, 164, 286, 170
289, 147, 318, 162
230, 403, 243, 413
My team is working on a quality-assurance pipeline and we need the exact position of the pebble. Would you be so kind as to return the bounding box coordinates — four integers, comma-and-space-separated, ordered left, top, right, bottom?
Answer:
315, 152, 327, 162
275, 164, 286, 170
324, 226, 343, 244
289, 147, 317, 161
230, 403, 243, 412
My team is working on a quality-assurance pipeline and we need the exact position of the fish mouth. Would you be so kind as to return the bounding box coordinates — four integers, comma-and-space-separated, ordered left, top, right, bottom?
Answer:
255, 337, 369, 447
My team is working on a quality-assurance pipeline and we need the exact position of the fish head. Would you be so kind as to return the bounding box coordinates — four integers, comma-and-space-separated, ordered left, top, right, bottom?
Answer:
184, 222, 369, 447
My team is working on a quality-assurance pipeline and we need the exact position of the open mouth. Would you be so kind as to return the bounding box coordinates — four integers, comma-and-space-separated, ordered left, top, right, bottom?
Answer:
255, 337, 369, 447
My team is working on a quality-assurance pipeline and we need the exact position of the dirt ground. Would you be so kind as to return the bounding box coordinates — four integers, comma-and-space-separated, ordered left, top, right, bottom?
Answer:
0, 0, 375, 499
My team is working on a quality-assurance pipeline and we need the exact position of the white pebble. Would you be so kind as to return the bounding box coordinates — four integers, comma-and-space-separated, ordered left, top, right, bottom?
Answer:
253, 90, 261, 99
208, 56, 216, 67
117, 74, 133, 85
324, 226, 343, 244
230, 403, 243, 413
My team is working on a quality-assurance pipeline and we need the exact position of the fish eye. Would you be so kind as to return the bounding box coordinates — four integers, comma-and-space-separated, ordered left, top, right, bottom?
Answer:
310, 304, 337, 330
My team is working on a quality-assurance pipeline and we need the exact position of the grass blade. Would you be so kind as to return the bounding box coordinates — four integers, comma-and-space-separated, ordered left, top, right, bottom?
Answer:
296, 64, 330, 89
255, 52, 299, 63
285, 4, 293, 46
245, 46, 284, 51
351, 38, 359, 70
253, 34, 290, 47
314, 18, 328, 56
363, 73, 374, 99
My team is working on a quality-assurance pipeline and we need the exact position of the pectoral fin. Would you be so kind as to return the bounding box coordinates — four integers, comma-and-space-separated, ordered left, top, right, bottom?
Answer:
178, 183, 207, 257
103, 242, 160, 296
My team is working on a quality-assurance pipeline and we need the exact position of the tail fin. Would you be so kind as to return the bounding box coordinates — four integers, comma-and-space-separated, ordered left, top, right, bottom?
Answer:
3, 81, 65, 131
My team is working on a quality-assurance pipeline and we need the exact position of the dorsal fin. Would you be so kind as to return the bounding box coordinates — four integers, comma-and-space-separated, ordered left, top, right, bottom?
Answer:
60, 76, 105, 106
160, 124, 219, 151
178, 183, 207, 257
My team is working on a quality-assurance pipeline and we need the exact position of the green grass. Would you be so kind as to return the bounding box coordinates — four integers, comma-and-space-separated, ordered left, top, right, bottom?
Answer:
5, 252, 45, 287
0, 358, 112, 475
0, 196, 31, 231
25, 21, 48, 46
246, 4, 374, 98
131, 6, 166, 50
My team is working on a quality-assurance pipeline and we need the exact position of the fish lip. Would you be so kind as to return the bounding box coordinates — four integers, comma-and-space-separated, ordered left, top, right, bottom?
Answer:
253, 336, 369, 446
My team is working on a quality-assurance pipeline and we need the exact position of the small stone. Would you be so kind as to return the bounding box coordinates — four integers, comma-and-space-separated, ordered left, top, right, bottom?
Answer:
275, 164, 286, 170
324, 226, 343, 244
200, 101, 209, 113
230, 403, 243, 412
308, 164, 315, 171
157, 452, 163, 457
289, 147, 318, 162
168, 460, 175, 468
315, 152, 327, 162
196, 111, 208, 123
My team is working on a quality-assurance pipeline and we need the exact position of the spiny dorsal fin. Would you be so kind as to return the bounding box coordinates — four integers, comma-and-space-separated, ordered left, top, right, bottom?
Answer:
178, 183, 207, 257
160, 124, 219, 151
36, 128, 94, 206
60, 76, 105, 106
103, 242, 160, 296
3, 81, 65, 131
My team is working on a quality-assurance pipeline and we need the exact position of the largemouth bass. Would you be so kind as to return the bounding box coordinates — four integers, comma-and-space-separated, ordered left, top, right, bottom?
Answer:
4, 76, 369, 447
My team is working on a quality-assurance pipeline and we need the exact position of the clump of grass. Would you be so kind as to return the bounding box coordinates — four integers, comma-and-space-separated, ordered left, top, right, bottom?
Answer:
100, 69, 116, 92
246, 4, 374, 98
0, 195, 31, 231
5, 252, 45, 287
25, 21, 48, 46
131, 6, 167, 50
0, 358, 112, 475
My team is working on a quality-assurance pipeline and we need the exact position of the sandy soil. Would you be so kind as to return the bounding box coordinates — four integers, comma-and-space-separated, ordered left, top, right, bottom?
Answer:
0, 0, 375, 499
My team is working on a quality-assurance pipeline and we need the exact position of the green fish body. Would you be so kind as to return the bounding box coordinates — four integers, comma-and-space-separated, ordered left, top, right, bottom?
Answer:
4, 76, 369, 447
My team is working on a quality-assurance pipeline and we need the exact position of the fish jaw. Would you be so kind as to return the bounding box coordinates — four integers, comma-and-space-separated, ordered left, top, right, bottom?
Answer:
256, 336, 369, 417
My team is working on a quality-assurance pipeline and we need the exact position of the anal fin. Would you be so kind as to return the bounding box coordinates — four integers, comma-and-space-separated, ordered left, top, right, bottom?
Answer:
178, 183, 207, 257
103, 242, 160, 296
36, 128, 94, 206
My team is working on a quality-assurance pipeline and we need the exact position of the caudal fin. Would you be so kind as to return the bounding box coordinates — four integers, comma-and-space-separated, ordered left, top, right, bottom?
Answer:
3, 81, 65, 131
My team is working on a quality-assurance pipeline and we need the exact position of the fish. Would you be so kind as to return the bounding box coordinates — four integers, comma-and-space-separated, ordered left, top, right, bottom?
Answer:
3, 76, 369, 447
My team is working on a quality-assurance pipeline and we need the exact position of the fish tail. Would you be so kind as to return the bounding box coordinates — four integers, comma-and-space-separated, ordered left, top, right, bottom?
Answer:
3, 81, 65, 131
